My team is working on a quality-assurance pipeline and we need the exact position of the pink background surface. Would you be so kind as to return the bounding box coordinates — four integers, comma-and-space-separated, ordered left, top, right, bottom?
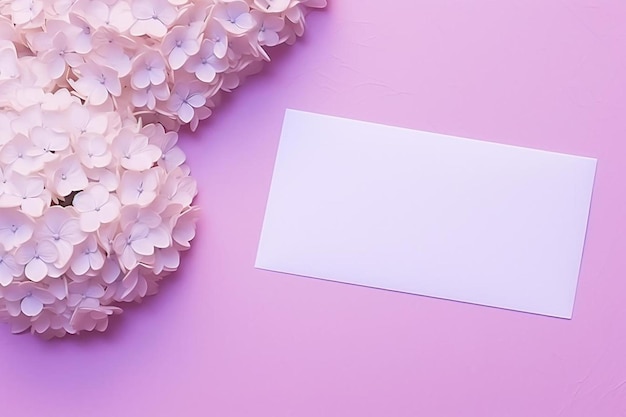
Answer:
2, 1, 626, 416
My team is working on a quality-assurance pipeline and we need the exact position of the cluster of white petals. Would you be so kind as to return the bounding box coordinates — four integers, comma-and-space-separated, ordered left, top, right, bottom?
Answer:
0, 0, 325, 337
1, 0, 326, 131
0, 55, 199, 337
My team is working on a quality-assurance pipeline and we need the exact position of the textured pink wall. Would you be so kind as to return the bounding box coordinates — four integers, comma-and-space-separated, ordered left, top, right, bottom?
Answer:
1, 1, 625, 415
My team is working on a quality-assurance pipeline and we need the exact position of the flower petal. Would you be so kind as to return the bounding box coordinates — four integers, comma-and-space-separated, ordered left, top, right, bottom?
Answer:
71, 252, 90, 276
21, 296, 43, 317
80, 211, 100, 233
37, 241, 59, 263
131, 237, 154, 257
25, 258, 48, 282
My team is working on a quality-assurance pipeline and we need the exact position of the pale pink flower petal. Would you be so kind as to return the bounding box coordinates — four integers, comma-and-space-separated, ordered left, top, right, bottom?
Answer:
15, 240, 58, 282
205, 20, 229, 58
77, 134, 112, 169
131, 51, 168, 88
69, 62, 121, 105
0, 41, 21, 80
29, 126, 70, 157
119, 169, 159, 207
112, 130, 162, 171
254, 0, 292, 13
112, 224, 151, 270
51, 156, 89, 197
36, 206, 86, 267
10, 0, 44, 26
86, 167, 119, 192
152, 246, 180, 274
1, 135, 45, 175
213, 1, 255, 35
8, 174, 49, 217
74, 184, 121, 232
130, 0, 178, 38
101, 256, 121, 284
21, 296, 44, 317
0, 209, 35, 251
184, 39, 229, 83
0, 250, 22, 286
147, 125, 186, 172
162, 25, 202, 70
167, 83, 207, 124
171, 207, 199, 248
68, 14, 94, 53
132, 82, 170, 110
254, 13, 285, 47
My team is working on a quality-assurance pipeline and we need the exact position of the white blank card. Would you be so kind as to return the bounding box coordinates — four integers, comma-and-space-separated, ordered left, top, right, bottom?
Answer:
255, 110, 597, 318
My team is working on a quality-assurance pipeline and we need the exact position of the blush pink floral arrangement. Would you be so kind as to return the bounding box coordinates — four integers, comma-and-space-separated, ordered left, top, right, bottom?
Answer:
0, 0, 325, 337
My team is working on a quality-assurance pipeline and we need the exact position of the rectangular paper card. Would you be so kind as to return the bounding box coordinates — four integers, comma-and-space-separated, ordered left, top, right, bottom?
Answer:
255, 110, 597, 318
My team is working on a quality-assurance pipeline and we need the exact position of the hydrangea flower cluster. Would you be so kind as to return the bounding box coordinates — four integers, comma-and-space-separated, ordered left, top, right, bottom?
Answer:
0, 50, 199, 337
2, 0, 326, 130
0, 0, 325, 337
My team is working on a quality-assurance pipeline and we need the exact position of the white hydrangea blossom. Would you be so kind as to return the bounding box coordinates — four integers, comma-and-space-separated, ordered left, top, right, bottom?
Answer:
0, 0, 325, 337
